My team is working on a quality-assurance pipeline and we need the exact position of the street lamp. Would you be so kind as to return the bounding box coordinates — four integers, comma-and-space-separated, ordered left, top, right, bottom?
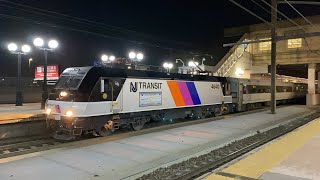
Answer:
128, 51, 136, 59
109, 55, 115, 61
128, 51, 143, 65
7, 42, 31, 106
101, 54, 109, 62
163, 62, 173, 73
175, 59, 185, 66
33, 37, 59, 109
101, 54, 116, 67
136, 53, 144, 61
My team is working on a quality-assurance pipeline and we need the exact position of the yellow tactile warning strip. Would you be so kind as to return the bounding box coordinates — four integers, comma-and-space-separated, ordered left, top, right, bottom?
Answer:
203, 118, 320, 180
204, 174, 236, 180
0, 113, 43, 124
0, 114, 33, 121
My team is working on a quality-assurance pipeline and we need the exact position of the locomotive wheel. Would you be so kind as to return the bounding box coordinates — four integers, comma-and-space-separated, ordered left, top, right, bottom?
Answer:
131, 119, 145, 131
97, 126, 112, 137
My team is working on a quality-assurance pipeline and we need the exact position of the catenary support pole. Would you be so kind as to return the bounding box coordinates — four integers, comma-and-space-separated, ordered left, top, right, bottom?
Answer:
16, 53, 23, 106
41, 50, 48, 109
271, 0, 277, 114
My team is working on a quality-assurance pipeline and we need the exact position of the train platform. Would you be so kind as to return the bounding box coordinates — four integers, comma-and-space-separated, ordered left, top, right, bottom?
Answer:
0, 103, 44, 124
0, 105, 316, 180
203, 113, 320, 180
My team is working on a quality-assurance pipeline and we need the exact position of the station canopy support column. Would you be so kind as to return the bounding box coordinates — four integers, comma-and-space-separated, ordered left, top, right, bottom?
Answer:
306, 63, 319, 106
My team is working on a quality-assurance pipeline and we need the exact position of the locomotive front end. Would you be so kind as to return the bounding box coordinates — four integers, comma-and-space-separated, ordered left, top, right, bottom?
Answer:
46, 67, 94, 140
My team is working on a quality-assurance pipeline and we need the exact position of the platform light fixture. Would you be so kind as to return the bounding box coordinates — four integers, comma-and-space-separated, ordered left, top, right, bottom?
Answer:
235, 68, 244, 76
48, 40, 59, 49
128, 51, 136, 59
136, 53, 144, 61
101, 54, 109, 62
7, 43, 18, 52
7, 42, 32, 106
109, 55, 116, 61
163, 62, 173, 72
128, 51, 143, 62
188, 61, 199, 67
33, 37, 59, 109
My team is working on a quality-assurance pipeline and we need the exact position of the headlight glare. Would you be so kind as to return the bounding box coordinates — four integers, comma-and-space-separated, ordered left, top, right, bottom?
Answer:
60, 91, 68, 97
46, 108, 52, 115
66, 110, 73, 117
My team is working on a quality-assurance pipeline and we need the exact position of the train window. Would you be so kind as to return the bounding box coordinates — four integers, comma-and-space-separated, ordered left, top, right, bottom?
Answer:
243, 85, 293, 94
89, 78, 124, 102
55, 76, 83, 89
288, 38, 302, 49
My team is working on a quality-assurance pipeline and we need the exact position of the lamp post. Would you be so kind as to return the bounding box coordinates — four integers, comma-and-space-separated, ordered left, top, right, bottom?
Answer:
163, 62, 173, 73
33, 37, 58, 109
7, 43, 31, 106
128, 51, 143, 68
175, 59, 185, 66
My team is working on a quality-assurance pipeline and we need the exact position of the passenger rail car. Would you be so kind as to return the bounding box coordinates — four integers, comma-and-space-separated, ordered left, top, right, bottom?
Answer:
46, 66, 307, 140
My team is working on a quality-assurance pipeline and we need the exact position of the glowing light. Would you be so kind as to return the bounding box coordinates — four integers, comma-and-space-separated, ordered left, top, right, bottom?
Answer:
101, 54, 108, 62
136, 53, 144, 60
66, 110, 73, 117
60, 91, 68, 97
188, 61, 198, 67
33, 37, 44, 47
163, 62, 173, 69
109, 55, 115, 61
21, 45, 31, 53
129, 52, 136, 59
235, 68, 244, 76
46, 108, 51, 115
7, 43, 17, 52
48, 40, 58, 49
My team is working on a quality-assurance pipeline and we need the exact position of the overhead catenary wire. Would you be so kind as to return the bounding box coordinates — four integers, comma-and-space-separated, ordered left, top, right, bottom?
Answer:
283, 0, 320, 32
250, 0, 280, 21
226, 0, 320, 57
0, 13, 199, 54
228, 0, 274, 26
0, 1, 191, 47
259, 0, 307, 32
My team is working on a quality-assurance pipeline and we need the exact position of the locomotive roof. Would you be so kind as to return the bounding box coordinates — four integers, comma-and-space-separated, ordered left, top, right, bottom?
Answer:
62, 66, 224, 82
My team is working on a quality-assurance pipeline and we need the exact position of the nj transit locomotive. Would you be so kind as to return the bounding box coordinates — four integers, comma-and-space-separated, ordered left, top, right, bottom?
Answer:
46, 66, 307, 140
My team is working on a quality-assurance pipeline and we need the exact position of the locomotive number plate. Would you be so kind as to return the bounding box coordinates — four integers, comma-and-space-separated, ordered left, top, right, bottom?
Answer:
54, 114, 61, 120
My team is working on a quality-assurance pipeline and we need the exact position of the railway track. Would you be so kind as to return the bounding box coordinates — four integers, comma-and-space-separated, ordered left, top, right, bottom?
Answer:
0, 136, 62, 159
136, 112, 320, 180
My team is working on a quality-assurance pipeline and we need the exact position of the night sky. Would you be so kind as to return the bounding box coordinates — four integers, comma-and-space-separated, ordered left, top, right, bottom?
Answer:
0, 0, 319, 77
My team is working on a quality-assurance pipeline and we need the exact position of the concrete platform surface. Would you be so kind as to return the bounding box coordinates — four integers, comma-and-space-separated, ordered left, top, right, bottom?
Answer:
0, 105, 314, 180
0, 103, 44, 124
204, 111, 320, 180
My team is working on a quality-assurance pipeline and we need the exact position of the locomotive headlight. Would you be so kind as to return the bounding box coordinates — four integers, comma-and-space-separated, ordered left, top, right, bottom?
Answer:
66, 110, 73, 117
60, 91, 68, 97
46, 108, 52, 115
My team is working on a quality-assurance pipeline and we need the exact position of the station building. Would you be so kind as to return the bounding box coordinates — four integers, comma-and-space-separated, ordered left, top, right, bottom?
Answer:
215, 15, 320, 105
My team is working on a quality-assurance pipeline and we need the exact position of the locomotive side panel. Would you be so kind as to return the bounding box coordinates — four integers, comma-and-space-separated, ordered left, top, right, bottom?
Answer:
119, 78, 229, 113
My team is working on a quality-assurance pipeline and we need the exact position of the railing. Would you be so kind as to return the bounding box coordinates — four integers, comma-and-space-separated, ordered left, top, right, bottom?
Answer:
214, 33, 249, 77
